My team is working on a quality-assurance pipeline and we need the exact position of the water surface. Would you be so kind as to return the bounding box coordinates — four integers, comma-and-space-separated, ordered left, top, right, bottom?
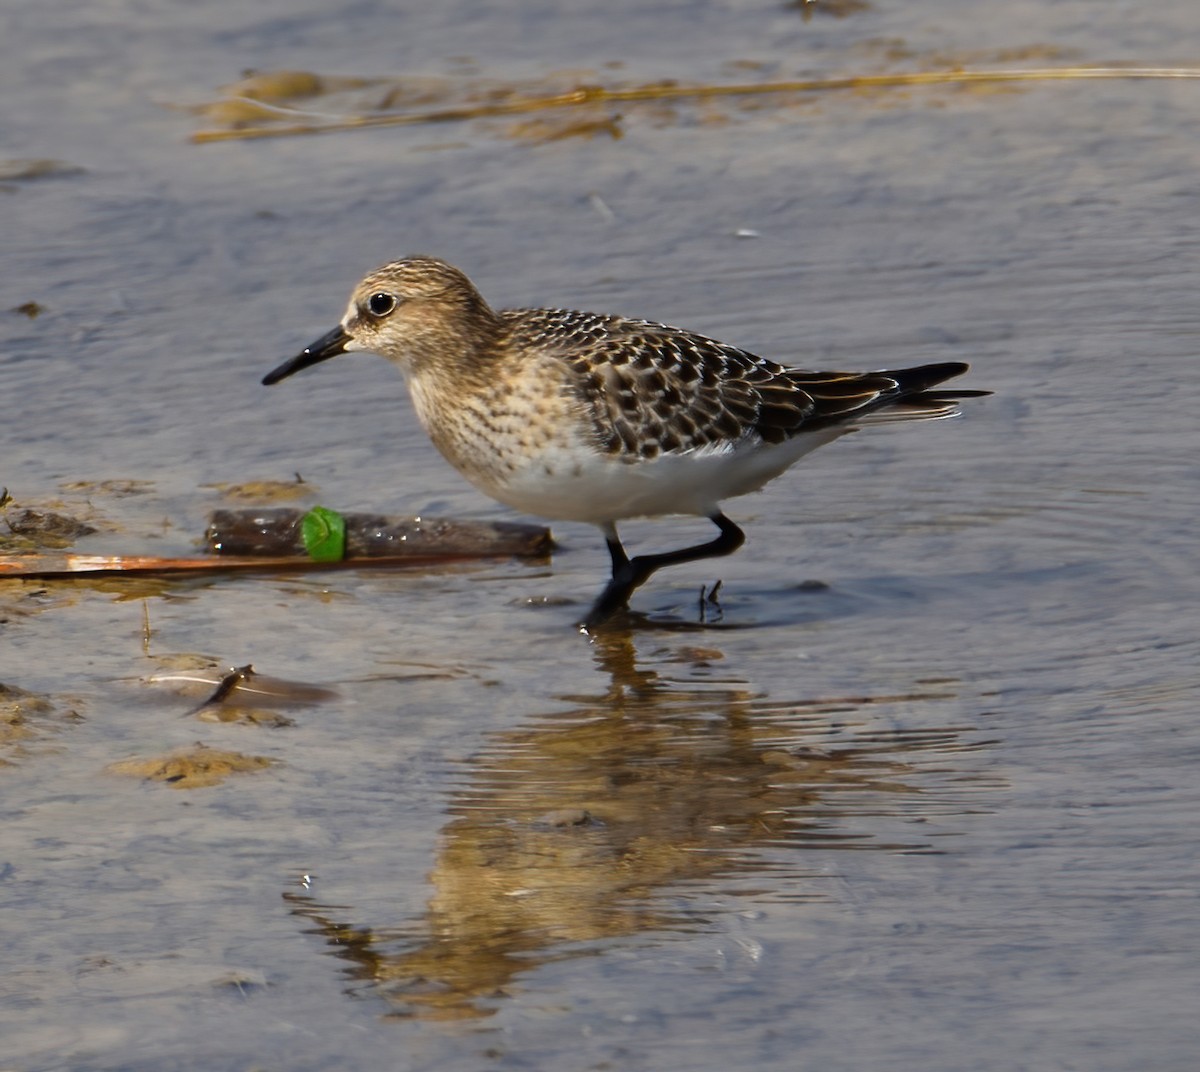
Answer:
3, 2, 1199, 1069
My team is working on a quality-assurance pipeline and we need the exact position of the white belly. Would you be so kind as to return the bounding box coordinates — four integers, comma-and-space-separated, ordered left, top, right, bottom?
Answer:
479, 429, 848, 524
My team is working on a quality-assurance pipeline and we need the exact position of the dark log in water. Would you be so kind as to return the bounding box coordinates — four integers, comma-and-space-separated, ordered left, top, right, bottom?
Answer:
205, 508, 553, 559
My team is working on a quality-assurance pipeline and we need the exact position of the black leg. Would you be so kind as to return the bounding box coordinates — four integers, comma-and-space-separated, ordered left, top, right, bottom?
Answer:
583, 513, 746, 629
606, 532, 631, 573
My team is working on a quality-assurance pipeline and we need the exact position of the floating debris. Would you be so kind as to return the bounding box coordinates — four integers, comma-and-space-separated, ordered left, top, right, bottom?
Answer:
0, 158, 86, 181
506, 113, 623, 143
0, 681, 84, 763
221, 69, 357, 101
106, 743, 277, 788
203, 477, 312, 504
6, 509, 97, 541
58, 479, 155, 497
187, 64, 1200, 144
787, 0, 874, 19
147, 662, 338, 720
2, 507, 97, 552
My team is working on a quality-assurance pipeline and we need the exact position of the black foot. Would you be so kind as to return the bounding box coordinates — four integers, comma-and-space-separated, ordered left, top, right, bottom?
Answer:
698, 579, 724, 623
581, 559, 653, 630
580, 514, 745, 630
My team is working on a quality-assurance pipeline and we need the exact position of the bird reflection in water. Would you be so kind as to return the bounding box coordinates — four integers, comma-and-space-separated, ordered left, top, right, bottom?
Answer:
284, 630, 994, 1020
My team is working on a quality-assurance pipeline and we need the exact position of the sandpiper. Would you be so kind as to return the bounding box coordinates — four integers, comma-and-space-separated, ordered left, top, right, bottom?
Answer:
263, 256, 986, 627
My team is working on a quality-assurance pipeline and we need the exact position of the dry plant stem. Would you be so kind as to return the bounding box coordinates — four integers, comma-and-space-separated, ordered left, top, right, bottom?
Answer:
0, 552, 518, 577
192, 67, 1200, 143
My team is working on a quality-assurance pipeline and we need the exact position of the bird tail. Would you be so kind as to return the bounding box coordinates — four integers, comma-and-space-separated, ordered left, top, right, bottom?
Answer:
854, 362, 990, 424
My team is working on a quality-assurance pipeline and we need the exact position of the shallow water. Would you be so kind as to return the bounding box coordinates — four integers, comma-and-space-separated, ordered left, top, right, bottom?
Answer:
4, 1, 1200, 1069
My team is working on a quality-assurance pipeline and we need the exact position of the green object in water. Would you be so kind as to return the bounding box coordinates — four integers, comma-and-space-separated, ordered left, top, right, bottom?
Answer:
300, 506, 346, 562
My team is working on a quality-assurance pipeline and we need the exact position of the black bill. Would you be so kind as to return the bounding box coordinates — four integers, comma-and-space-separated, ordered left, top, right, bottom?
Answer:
262, 325, 352, 386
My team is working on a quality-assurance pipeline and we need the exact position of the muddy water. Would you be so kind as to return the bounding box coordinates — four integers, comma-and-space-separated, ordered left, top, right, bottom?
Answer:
4, 1, 1200, 1069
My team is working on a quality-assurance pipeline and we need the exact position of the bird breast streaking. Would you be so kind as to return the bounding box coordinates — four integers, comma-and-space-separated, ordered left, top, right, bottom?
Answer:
263, 255, 988, 628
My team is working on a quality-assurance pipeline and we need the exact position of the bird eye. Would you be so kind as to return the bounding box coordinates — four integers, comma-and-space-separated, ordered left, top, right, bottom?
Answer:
367, 292, 396, 317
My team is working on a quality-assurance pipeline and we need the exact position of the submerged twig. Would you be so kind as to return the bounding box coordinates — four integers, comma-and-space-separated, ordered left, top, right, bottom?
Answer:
188, 663, 257, 716
192, 67, 1200, 143
141, 600, 152, 655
